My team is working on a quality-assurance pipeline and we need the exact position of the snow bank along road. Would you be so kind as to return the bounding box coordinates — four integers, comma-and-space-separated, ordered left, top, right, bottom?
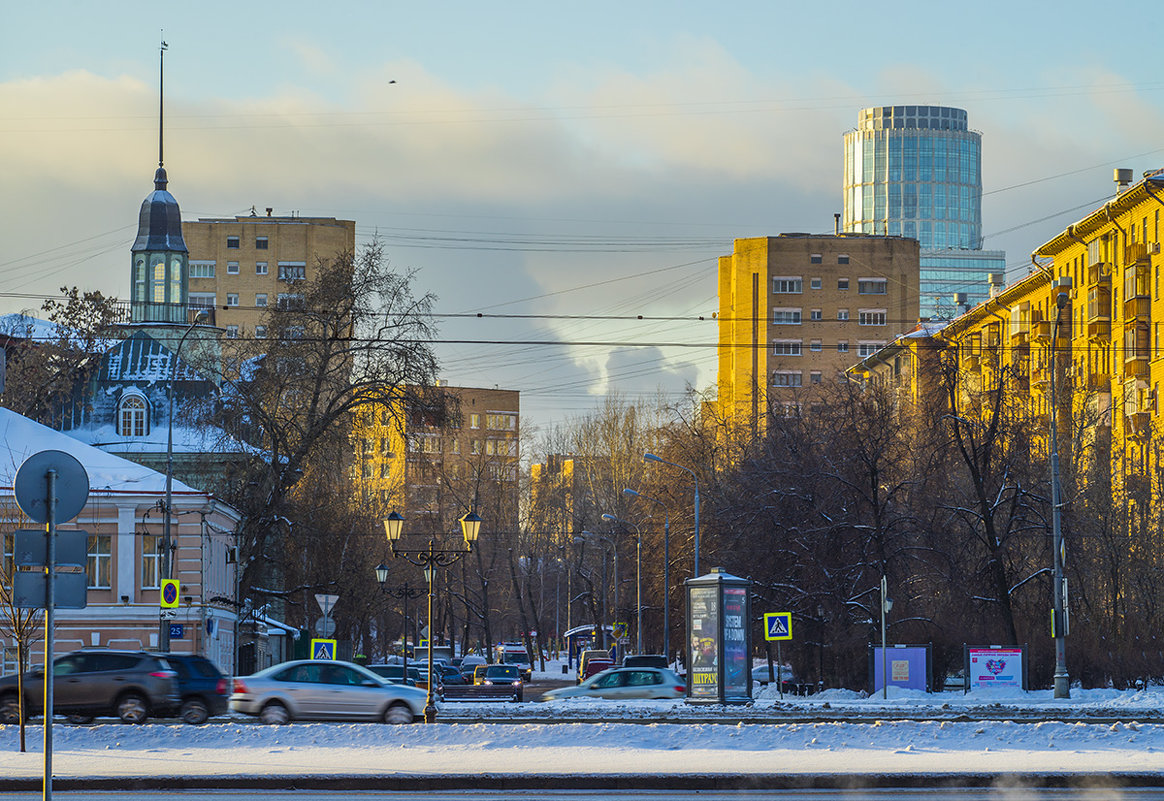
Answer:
2, 718, 1164, 790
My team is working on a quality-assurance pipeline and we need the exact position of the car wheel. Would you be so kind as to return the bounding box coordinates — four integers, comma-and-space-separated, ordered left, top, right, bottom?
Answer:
382, 702, 413, 725
259, 701, 290, 725
66, 714, 95, 724
180, 698, 210, 726
0, 694, 24, 724
116, 692, 149, 724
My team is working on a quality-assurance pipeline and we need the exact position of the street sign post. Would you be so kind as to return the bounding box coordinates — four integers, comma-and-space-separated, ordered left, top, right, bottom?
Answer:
161, 579, 180, 608
311, 639, 337, 660
14, 449, 89, 801
762, 611, 794, 700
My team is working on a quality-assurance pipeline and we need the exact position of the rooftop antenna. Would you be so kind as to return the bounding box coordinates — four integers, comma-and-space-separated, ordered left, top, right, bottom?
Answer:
159, 32, 168, 169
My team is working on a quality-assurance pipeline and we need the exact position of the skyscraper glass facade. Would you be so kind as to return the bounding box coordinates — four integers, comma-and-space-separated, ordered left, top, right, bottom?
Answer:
842, 105, 1005, 319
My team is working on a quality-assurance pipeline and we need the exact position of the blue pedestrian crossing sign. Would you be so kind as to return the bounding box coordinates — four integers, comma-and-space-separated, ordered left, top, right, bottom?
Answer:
763, 612, 793, 641
311, 638, 337, 660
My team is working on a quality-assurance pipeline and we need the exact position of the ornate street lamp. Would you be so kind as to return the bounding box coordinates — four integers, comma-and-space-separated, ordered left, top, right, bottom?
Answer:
375, 563, 423, 677
382, 510, 482, 723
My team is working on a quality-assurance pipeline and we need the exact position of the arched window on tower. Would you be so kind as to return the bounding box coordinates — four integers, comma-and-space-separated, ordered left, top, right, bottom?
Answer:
118, 394, 148, 437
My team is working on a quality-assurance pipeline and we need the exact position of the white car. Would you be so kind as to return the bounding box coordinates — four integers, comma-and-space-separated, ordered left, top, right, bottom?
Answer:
541, 667, 685, 701
230, 659, 427, 724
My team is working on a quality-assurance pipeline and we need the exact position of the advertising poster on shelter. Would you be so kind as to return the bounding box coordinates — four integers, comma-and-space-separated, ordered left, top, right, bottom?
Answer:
968, 647, 1024, 690
689, 587, 719, 698
722, 586, 748, 697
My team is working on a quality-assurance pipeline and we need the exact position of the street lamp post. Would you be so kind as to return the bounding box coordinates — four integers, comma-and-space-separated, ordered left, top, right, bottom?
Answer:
644, 453, 700, 577
623, 488, 670, 662
160, 309, 208, 651
579, 530, 616, 650
603, 513, 642, 655
1049, 277, 1071, 699
375, 564, 424, 676
383, 510, 482, 723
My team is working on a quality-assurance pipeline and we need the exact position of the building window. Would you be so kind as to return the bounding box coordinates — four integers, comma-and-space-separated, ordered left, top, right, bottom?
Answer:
810, 309, 822, 321
227, 261, 240, 275
470, 413, 480, 429
363, 462, 375, 479
859, 310, 887, 326
277, 293, 305, 310
87, 534, 111, 589
256, 236, 269, 250
772, 340, 802, 356
281, 325, 306, 341
859, 279, 888, 294
256, 262, 268, 275
838, 254, 850, 264
837, 309, 850, 321
226, 293, 239, 307
838, 278, 850, 291
486, 413, 517, 430
225, 325, 239, 339
810, 277, 822, 290
189, 292, 216, 310
141, 535, 162, 589
858, 341, 887, 357
226, 236, 240, 249
837, 341, 849, 353
810, 371, 822, 384
773, 371, 802, 387
189, 260, 215, 278
772, 308, 802, 325
255, 293, 268, 308
772, 277, 803, 294
471, 439, 482, 454
810, 340, 822, 352
278, 262, 307, 281
118, 394, 148, 437
255, 325, 267, 339
810, 254, 822, 264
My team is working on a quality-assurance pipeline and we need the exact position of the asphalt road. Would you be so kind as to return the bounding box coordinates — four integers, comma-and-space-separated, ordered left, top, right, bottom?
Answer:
4, 790, 1164, 800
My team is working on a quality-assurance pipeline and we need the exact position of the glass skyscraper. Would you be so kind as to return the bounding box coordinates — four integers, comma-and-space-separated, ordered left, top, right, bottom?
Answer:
842, 105, 1005, 319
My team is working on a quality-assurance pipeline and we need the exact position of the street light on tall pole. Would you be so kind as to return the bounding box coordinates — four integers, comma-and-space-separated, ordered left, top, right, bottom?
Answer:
160, 309, 208, 651
623, 488, 670, 661
375, 564, 423, 675
579, 530, 615, 650
603, 513, 642, 655
383, 510, 482, 723
643, 453, 700, 577
1049, 276, 1072, 699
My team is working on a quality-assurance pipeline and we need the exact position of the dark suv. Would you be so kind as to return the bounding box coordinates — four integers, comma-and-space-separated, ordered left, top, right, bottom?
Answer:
159, 653, 229, 725
0, 650, 178, 725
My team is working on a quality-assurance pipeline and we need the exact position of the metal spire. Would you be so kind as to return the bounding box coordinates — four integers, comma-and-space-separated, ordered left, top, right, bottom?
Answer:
159, 33, 168, 169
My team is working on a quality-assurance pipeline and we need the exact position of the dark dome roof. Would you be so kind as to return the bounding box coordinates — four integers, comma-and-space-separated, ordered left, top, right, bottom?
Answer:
131, 167, 187, 253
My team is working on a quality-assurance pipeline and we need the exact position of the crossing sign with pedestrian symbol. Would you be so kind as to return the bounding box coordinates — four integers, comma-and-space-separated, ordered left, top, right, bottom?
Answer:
763, 612, 793, 641
311, 639, 337, 660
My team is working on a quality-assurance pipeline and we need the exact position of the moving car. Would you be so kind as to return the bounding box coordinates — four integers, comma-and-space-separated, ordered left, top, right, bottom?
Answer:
159, 652, 229, 725
496, 643, 532, 682
542, 667, 685, 701
622, 654, 668, 670
472, 664, 524, 701
368, 664, 423, 687
0, 649, 178, 724
230, 659, 427, 724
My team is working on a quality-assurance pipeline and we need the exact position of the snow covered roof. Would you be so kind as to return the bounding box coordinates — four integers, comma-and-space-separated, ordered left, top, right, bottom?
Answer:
0, 407, 199, 496
66, 421, 258, 458
0, 313, 58, 342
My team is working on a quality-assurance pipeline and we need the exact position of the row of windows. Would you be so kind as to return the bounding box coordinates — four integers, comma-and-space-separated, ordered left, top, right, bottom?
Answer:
3, 533, 169, 590
226, 236, 269, 250
190, 292, 303, 310
772, 340, 886, 356
190, 260, 270, 278
773, 277, 887, 294
468, 412, 518, 430
772, 307, 888, 325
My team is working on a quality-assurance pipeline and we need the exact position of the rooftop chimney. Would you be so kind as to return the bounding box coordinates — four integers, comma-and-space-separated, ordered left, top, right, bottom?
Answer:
1115, 168, 1134, 193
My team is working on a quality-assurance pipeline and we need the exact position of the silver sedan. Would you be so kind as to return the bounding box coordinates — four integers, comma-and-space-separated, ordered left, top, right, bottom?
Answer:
229, 659, 427, 724
541, 667, 686, 701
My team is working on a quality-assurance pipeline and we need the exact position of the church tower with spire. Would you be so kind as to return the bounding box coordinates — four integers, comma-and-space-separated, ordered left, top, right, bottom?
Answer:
130, 41, 190, 325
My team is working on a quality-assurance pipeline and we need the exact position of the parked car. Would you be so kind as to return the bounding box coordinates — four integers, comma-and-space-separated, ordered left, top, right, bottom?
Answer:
230, 659, 426, 724
750, 664, 805, 694
459, 654, 486, 679
580, 657, 614, 682
472, 664, 524, 700
496, 643, 532, 682
159, 652, 229, 725
367, 664, 422, 687
437, 665, 468, 687
577, 649, 611, 683
0, 649, 178, 725
542, 667, 685, 701
622, 654, 668, 670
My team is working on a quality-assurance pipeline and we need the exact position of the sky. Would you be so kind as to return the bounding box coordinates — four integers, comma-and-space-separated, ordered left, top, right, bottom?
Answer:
3, 1, 1164, 431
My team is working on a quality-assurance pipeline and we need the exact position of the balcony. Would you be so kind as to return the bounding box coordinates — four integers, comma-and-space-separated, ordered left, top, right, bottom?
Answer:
1123, 357, 1150, 380
963, 354, 981, 372
1031, 319, 1051, 341
1087, 319, 1111, 340
1124, 295, 1152, 320
1087, 263, 1111, 287
1084, 372, 1111, 391
1124, 242, 1152, 265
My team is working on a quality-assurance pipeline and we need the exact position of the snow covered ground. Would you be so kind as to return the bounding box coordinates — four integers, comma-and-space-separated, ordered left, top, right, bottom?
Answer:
1, 685, 1162, 783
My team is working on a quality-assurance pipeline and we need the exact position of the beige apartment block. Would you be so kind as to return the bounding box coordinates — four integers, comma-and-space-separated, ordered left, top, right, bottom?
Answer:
717, 233, 920, 431
183, 213, 356, 340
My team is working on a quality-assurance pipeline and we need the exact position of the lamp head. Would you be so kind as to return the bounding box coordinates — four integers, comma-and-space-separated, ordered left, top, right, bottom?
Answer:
643, 453, 661, 463
623, 488, 639, 497
375, 563, 390, 584
460, 511, 482, 547
423, 565, 435, 585
383, 511, 404, 543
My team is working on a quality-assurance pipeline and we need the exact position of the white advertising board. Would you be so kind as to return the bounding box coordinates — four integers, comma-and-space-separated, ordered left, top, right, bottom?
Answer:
967, 646, 1024, 690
